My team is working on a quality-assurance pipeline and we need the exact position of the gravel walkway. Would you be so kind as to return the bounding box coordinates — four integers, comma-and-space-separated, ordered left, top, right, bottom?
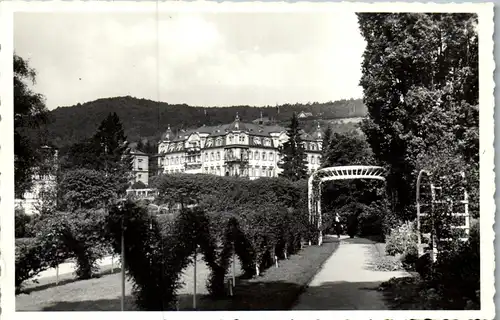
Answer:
292, 236, 410, 310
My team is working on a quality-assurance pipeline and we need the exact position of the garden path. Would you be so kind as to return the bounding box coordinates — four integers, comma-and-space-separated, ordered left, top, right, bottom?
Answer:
292, 236, 410, 310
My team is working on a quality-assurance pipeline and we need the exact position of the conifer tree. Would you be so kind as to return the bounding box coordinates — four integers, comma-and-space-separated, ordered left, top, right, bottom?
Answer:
278, 113, 309, 181
320, 125, 333, 167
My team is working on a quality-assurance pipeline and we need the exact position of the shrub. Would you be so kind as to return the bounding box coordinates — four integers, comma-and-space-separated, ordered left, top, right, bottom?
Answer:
15, 238, 45, 292
358, 200, 388, 239
15, 236, 68, 293
424, 219, 480, 309
15, 208, 32, 238
385, 221, 418, 256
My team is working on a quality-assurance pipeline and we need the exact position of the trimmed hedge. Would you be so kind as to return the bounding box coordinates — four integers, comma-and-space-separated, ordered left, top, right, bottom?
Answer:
103, 174, 315, 310
16, 209, 112, 292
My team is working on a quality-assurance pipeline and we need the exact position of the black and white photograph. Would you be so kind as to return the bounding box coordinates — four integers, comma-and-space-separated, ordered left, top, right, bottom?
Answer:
0, 2, 495, 319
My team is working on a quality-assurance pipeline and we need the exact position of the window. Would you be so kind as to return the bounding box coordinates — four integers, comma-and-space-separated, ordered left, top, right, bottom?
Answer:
311, 157, 315, 164
311, 143, 316, 151
206, 139, 213, 147
216, 152, 220, 161
176, 157, 179, 164
211, 152, 214, 161
138, 159, 143, 163
249, 151, 253, 160
228, 136, 233, 144
138, 174, 142, 179
263, 153, 267, 161
264, 138, 271, 147
253, 137, 261, 145
255, 151, 259, 160
269, 152, 273, 161
317, 156, 321, 164
216, 138, 222, 146
239, 135, 245, 143
216, 166, 221, 176
205, 167, 209, 173
250, 167, 254, 176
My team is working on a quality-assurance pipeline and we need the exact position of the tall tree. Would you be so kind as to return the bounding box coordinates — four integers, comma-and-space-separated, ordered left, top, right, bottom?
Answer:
320, 125, 333, 167
278, 113, 309, 181
14, 54, 50, 197
61, 112, 133, 196
357, 13, 478, 218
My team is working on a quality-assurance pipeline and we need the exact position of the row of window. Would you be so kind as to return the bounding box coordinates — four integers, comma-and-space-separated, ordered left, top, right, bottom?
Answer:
162, 153, 322, 166
309, 155, 322, 165
161, 139, 320, 153
203, 166, 275, 177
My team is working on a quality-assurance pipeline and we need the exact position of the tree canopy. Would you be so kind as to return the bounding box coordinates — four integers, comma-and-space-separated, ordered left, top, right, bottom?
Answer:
357, 13, 479, 218
278, 113, 309, 181
14, 54, 51, 197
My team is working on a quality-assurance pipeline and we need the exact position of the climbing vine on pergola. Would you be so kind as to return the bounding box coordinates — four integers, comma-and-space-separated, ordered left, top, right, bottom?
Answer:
308, 165, 387, 245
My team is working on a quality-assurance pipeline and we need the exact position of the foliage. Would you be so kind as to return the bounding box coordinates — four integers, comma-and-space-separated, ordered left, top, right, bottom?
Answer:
35, 96, 365, 148
321, 131, 374, 168
130, 180, 147, 189
358, 13, 479, 219
62, 209, 111, 279
320, 125, 333, 165
60, 112, 133, 197
422, 220, 480, 309
15, 208, 33, 238
15, 238, 48, 292
278, 113, 309, 181
14, 54, 51, 197
58, 169, 118, 211
110, 176, 312, 309
385, 221, 419, 257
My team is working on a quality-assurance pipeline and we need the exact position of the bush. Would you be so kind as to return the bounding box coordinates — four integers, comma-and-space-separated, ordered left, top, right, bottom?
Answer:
424, 219, 480, 309
15, 238, 45, 292
15, 237, 68, 292
105, 174, 314, 310
15, 208, 32, 238
385, 221, 418, 256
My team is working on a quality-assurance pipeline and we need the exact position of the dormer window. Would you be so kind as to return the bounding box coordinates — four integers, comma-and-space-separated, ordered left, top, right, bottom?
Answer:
264, 138, 271, 147
253, 137, 261, 145
228, 135, 233, 144
239, 135, 245, 143
206, 139, 213, 147
216, 138, 222, 146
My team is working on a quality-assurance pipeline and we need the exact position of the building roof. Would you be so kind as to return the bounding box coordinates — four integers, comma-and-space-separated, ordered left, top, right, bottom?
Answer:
160, 115, 322, 143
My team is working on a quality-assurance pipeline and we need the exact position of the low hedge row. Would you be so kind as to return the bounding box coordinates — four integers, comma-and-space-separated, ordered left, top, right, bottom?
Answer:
102, 174, 316, 310
15, 209, 112, 292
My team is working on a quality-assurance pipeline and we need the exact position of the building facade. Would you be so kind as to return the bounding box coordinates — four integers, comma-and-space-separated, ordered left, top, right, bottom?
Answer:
15, 146, 58, 216
157, 115, 323, 179
130, 150, 149, 186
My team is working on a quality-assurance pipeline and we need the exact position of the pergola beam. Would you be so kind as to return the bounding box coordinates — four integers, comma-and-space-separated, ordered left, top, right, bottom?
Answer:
308, 165, 387, 246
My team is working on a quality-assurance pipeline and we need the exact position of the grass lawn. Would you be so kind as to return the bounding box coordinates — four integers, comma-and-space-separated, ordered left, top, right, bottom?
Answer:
16, 236, 339, 311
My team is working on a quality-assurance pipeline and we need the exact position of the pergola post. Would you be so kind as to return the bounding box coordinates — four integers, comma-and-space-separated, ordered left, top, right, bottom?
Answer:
308, 166, 387, 246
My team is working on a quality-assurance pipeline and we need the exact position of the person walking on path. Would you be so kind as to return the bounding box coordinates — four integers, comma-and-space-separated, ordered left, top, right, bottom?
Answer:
334, 212, 341, 238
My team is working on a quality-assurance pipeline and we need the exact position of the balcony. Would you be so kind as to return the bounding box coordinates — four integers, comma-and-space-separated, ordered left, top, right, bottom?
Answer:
186, 146, 201, 154
224, 154, 249, 164
185, 156, 202, 169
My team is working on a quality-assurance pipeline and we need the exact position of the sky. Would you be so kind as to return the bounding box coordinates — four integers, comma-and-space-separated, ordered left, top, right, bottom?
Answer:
14, 11, 366, 110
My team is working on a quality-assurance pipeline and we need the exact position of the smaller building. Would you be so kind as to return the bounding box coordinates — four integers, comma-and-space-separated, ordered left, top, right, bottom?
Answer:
298, 111, 313, 119
130, 150, 149, 186
15, 145, 58, 216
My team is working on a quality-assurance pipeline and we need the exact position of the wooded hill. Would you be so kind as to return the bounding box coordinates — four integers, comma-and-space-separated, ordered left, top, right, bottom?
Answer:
38, 96, 366, 148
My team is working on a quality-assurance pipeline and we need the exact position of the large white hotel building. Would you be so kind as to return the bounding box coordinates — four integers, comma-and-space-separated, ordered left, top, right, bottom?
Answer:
157, 114, 324, 179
